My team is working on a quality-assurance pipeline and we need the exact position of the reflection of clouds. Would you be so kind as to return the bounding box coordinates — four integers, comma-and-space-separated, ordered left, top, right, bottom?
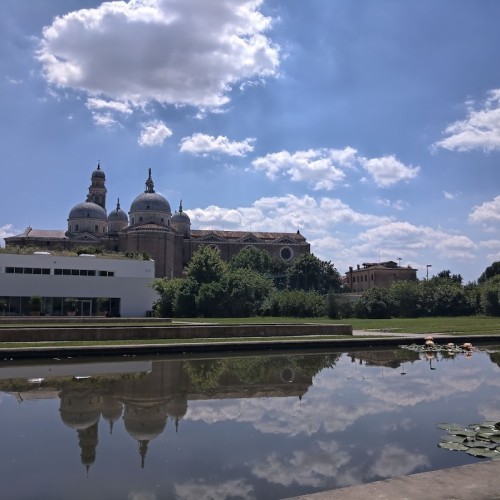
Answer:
174, 479, 254, 500
252, 440, 351, 488
185, 353, 499, 442
128, 492, 157, 500
477, 403, 500, 423
369, 444, 429, 479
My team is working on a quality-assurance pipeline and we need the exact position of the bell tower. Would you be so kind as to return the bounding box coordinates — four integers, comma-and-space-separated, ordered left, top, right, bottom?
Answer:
88, 162, 107, 210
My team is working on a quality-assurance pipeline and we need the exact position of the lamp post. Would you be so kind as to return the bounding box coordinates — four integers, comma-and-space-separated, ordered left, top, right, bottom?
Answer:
426, 264, 432, 280
397, 257, 402, 267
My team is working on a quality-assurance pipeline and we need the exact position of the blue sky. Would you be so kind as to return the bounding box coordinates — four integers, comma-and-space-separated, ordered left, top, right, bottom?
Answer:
1, 0, 499, 283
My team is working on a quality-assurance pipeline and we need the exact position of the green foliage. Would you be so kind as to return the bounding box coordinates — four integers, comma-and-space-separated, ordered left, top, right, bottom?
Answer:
186, 246, 227, 284
267, 289, 326, 317
354, 287, 393, 319
152, 278, 184, 317
432, 269, 463, 285
30, 295, 42, 312
325, 293, 354, 319
196, 281, 225, 317
479, 275, 500, 316
174, 277, 199, 317
478, 261, 500, 284
287, 253, 342, 293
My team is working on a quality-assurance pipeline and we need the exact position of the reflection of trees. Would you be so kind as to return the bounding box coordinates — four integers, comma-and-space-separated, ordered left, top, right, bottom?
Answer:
184, 353, 341, 391
489, 351, 500, 368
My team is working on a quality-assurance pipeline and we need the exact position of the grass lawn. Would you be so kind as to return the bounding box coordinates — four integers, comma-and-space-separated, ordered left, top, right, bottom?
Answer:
174, 316, 500, 335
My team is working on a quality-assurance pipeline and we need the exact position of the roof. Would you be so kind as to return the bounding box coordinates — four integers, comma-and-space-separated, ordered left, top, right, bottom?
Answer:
190, 230, 307, 243
6, 228, 68, 241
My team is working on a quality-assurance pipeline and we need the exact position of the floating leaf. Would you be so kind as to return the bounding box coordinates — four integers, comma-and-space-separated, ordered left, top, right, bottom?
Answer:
437, 423, 465, 432
442, 435, 466, 444
476, 432, 495, 440
466, 448, 498, 458
463, 440, 497, 449
491, 435, 500, 443
438, 442, 468, 451
454, 430, 476, 437
495, 422, 500, 430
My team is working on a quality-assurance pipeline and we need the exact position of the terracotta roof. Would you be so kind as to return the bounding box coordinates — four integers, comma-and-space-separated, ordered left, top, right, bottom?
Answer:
190, 230, 307, 242
6, 228, 68, 240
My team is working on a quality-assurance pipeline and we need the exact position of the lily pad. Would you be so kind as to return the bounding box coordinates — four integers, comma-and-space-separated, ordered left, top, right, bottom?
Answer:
442, 435, 466, 444
476, 432, 496, 440
466, 448, 499, 458
463, 440, 497, 449
454, 430, 476, 438
438, 442, 469, 451
437, 423, 466, 432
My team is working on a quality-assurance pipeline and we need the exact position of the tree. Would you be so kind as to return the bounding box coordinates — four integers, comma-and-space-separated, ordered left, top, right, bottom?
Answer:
152, 278, 184, 317
287, 253, 342, 294
354, 287, 393, 319
390, 281, 422, 317
479, 275, 500, 316
219, 268, 275, 317
433, 269, 463, 285
478, 261, 500, 284
186, 246, 227, 284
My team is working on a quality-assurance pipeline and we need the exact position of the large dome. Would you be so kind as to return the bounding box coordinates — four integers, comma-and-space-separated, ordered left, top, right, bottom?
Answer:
130, 192, 171, 214
69, 201, 107, 220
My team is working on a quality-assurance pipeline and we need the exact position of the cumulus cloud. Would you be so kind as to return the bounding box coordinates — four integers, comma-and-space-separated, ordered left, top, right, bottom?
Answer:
251, 147, 357, 190
434, 89, 500, 152
187, 194, 390, 234
86, 97, 133, 114
375, 198, 408, 210
0, 224, 20, 246
356, 221, 477, 260
251, 148, 419, 190
360, 155, 420, 188
469, 195, 500, 225
37, 0, 279, 109
180, 133, 255, 157
92, 113, 119, 128
138, 120, 173, 147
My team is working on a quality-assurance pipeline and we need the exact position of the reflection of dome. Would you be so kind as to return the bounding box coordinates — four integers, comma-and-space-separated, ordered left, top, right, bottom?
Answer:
59, 391, 103, 430
69, 201, 107, 220
101, 396, 124, 434
123, 401, 168, 442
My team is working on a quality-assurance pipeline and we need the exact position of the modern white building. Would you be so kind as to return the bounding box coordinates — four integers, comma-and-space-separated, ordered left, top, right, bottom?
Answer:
0, 252, 158, 317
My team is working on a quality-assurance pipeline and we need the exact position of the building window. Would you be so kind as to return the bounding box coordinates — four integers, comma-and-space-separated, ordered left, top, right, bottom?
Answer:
75, 224, 79, 231
280, 246, 293, 261
95, 225, 98, 232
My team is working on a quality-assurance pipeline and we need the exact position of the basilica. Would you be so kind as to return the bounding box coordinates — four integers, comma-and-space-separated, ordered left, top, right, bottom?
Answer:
6, 164, 310, 277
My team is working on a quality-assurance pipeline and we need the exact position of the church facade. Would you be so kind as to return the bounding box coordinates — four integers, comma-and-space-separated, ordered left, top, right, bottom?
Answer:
6, 164, 310, 277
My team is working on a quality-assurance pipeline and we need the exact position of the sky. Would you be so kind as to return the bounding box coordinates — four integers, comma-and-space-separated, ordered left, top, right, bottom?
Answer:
1, 0, 499, 283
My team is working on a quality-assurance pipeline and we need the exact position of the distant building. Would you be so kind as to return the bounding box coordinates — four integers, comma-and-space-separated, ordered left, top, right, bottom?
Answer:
0, 252, 157, 317
6, 164, 310, 278
344, 261, 417, 292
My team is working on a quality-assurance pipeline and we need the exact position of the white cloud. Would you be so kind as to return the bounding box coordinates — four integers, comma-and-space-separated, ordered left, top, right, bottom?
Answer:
251, 148, 419, 190
360, 155, 420, 188
187, 194, 390, 234
251, 147, 357, 190
92, 112, 119, 128
375, 198, 408, 210
434, 89, 500, 152
469, 195, 500, 225
180, 133, 255, 157
86, 97, 132, 114
37, 0, 279, 109
0, 224, 19, 246
356, 221, 477, 260
138, 120, 172, 147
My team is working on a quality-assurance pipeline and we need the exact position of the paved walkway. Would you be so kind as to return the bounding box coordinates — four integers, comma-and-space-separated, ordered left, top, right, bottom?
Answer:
288, 460, 500, 500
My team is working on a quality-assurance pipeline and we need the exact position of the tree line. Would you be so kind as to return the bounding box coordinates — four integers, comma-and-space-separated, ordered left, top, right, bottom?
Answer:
152, 247, 500, 318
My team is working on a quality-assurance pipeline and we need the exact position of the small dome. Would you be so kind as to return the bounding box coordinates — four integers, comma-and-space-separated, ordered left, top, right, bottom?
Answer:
172, 200, 190, 223
92, 163, 105, 179
108, 198, 128, 222
69, 201, 107, 220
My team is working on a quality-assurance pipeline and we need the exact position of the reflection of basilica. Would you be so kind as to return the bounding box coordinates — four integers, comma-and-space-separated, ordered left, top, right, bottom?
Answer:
1, 355, 322, 471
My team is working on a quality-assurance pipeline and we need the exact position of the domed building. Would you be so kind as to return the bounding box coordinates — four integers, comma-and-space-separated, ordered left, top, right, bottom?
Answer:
5, 163, 311, 278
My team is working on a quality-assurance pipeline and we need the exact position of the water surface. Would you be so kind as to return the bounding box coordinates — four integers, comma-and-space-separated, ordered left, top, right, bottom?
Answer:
0, 346, 499, 499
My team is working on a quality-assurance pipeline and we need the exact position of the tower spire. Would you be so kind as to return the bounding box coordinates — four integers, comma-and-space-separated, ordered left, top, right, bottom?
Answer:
145, 168, 155, 193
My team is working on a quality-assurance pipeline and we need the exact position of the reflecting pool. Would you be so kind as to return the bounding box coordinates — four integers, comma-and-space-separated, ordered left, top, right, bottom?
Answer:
0, 346, 499, 499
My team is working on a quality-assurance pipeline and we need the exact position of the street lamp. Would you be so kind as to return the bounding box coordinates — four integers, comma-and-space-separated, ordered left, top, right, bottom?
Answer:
397, 257, 402, 267
426, 264, 432, 280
